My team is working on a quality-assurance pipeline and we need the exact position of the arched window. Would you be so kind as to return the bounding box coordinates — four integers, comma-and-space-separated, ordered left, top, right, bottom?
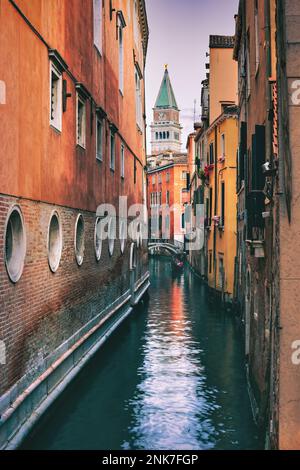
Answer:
108, 216, 116, 256
119, 218, 127, 254
167, 131, 170, 139
156, 132, 158, 140
159, 132, 162, 139
48, 211, 62, 272
163, 132, 166, 139
94, 217, 102, 261
75, 214, 85, 266
5, 205, 26, 282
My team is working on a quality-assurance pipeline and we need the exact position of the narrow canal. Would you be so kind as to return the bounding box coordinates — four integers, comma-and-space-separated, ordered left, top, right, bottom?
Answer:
22, 258, 261, 450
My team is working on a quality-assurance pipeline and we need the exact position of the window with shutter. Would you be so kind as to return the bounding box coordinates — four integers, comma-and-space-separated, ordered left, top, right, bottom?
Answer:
76, 94, 86, 148
110, 132, 116, 170
96, 114, 103, 161
93, 0, 103, 54
120, 144, 125, 178
50, 64, 62, 131
221, 182, 225, 227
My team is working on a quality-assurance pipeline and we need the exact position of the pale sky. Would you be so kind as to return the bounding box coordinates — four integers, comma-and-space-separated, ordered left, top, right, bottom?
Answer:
145, 0, 239, 153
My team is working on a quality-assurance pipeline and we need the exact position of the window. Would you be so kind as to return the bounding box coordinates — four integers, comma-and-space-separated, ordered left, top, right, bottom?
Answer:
76, 94, 86, 148
209, 187, 213, 224
135, 67, 142, 128
246, 32, 251, 97
254, 0, 259, 72
110, 131, 116, 170
96, 114, 103, 161
167, 131, 169, 139
156, 132, 158, 140
182, 171, 187, 181
0, 80, 6, 105
152, 175, 156, 185
75, 214, 84, 266
48, 211, 62, 273
166, 172, 170, 183
209, 143, 214, 164
5, 206, 26, 283
133, 0, 139, 45
159, 132, 162, 139
166, 190, 170, 205
119, 218, 126, 254
221, 182, 225, 227
120, 143, 125, 178
118, 17, 124, 93
94, 217, 102, 261
108, 216, 116, 257
174, 132, 179, 141
219, 257, 224, 290
181, 212, 185, 230
221, 134, 225, 157
50, 63, 62, 131
158, 173, 162, 184
93, 0, 103, 54
205, 197, 209, 226
163, 132, 166, 139
165, 214, 170, 231
209, 251, 212, 274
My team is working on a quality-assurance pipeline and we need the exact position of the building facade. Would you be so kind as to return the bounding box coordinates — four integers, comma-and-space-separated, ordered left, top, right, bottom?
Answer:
147, 154, 189, 247
275, 0, 300, 450
234, 0, 300, 450
233, 0, 278, 442
187, 36, 238, 303
206, 108, 238, 301
0, 0, 149, 449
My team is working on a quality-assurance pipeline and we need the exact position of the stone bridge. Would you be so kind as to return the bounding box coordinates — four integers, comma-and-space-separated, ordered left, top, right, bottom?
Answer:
148, 241, 184, 255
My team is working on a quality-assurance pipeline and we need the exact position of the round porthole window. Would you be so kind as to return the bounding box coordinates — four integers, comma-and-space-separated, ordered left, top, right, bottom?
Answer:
4, 205, 26, 283
119, 219, 126, 254
75, 214, 84, 266
108, 216, 116, 257
94, 217, 102, 262
48, 211, 62, 273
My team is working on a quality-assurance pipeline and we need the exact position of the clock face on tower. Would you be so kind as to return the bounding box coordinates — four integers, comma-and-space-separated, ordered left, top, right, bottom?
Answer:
158, 112, 166, 121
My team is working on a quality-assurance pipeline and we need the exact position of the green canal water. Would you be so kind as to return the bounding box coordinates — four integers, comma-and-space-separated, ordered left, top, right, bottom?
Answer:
22, 258, 262, 450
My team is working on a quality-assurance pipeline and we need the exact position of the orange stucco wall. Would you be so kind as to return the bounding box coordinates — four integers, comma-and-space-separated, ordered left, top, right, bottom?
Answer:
147, 161, 188, 241
209, 47, 238, 124
0, 0, 146, 212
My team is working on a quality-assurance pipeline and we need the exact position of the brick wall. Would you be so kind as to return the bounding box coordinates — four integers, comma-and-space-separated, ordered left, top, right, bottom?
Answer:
0, 194, 148, 395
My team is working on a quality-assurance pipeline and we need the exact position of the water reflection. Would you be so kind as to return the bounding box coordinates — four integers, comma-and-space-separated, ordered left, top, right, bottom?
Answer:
22, 258, 261, 450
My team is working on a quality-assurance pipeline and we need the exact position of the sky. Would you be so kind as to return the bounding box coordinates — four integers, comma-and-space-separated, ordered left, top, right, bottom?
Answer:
145, 0, 239, 153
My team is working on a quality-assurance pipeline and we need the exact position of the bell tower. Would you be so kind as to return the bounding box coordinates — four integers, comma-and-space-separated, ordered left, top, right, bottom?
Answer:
150, 66, 182, 155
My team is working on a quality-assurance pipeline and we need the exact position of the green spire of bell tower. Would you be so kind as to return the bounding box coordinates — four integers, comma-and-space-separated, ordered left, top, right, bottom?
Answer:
154, 66, 178, 110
